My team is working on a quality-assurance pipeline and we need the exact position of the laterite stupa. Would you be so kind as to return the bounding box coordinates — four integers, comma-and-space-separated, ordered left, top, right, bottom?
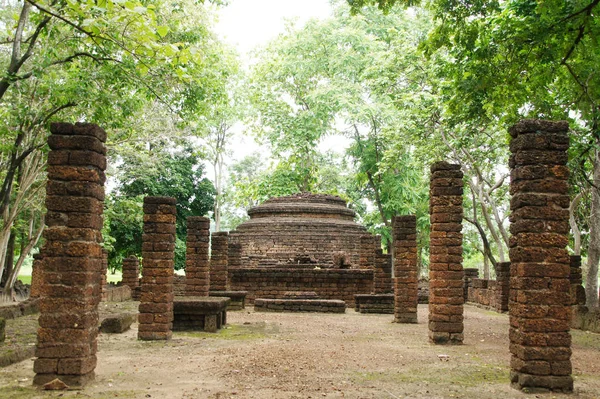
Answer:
229, 193, 369, 268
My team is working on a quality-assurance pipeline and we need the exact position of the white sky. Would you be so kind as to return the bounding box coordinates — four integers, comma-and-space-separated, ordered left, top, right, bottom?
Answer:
214, 0, 334, 60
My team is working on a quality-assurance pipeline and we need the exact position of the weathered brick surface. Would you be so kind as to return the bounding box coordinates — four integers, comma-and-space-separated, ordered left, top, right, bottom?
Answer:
428, 161, 464, 345
374, 235, 392, 294
29, 253, 44, 299
229, 268, 373, 306
254, 298, 346, 313
393, 215, 418, 323
33, 122, 106, 387
186, 217, 210, 296
138, 196, 176, 341
360, 234, 377, 269
229, 193, 368, 267
463, 268, 479, 303
508, 119, 573, 392
121, 256, 140, 298
569, 255, 586, 306
210, 232, 229, 292
354, 294, 394, 314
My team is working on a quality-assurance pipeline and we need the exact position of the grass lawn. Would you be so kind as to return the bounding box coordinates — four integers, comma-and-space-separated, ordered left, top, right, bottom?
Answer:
17, 262, 123, 284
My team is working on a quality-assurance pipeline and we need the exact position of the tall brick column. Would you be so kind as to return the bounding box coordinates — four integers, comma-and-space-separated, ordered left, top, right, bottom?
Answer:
392, 215, 418, 323
569, 256, 586, 307
185, 216, 210, 296
360, 234, 377, 269
121, 256, 140, 292
508, 119, 572, 392
101, 249, 108, 302
209, 232, 229, 291
428, 161, 464, 345
463, 268, 479, 303
138, 197, 176, 341
33, 122, 107, 386
495, 262, 510, 312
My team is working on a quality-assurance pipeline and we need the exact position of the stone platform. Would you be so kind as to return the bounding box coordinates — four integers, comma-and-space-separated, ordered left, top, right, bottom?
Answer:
209, 291, 247, 310
354, 294, 394, 314
173, 297, 230, 333
254, 298, 346, 313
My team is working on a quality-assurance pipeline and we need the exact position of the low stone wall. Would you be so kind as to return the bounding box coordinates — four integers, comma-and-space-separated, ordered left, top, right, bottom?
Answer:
572, 306, 600, 333
354, 294, 394, 314
229, 268, 374, 306
254, 298, 346, 313
467, 277, 509, 313
0, 298, 39, 320
104, 285, 132, 302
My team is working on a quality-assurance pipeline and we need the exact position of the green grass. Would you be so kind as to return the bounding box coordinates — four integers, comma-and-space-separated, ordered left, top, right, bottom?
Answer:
176, 322, 276, 341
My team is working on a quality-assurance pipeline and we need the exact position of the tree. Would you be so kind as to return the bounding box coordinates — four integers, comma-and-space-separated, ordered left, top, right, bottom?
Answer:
0, 0, 233, 292
111, 145, 216, 270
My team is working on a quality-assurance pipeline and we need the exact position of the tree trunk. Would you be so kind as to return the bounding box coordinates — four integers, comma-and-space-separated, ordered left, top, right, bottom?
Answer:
483, 252, 490, 280
1, 231, 15, 287
586, 150, 600, 308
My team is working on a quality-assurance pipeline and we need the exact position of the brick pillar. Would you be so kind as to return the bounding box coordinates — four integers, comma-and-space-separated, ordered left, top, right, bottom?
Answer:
33, 122, 107, 386
185, 216, 210, 296
121, 256, 139, 292
392, 215, 418, 323
101, 249, 108, 302
463, 268, 479, 303
569, 255, 586, 306
138, 196, 176, 341
428, 161, 464, 345
228, 236, 242, 268
495, 262, 510, 312
209, 232, 229, 291
373, 234, 392, 294
508, 119, 572, 392
29, 253, 44, 299
360, 234, 377, 269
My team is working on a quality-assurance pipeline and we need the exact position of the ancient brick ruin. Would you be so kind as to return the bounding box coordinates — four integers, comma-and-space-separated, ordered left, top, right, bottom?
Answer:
466, 262, 510, 313
209, 232, 229, 292
121, 256, 140, 295
185, 216, 210, 296
392, 215, 418, 324
227, 193, 386, 303
428, 161, 464, 345
138, 196, 176, 341
33, 122, 107, 386
229, 193, 369, 267
508, 119, 572, 392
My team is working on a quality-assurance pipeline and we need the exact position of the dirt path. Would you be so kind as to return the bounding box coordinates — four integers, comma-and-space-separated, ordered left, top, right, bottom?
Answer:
1, 304, 600, 398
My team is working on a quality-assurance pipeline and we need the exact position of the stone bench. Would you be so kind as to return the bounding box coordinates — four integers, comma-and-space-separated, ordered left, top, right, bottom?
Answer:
282, 291, 319, 299
99, 313, 136, 333
254, 298, 346, 313
209, 291, 247, 310
173, 296, 230, 333
354, 294, 394, 314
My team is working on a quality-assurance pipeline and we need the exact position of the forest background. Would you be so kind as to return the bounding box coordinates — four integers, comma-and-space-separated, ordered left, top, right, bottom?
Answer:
0, 0, 598, 308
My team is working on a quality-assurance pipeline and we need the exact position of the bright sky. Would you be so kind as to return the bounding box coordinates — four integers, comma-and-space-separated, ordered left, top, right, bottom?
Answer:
214, 0, 334, 59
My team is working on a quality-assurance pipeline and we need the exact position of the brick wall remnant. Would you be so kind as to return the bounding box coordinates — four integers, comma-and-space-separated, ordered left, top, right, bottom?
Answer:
392, 215, 418, 324
186, 217, 210, 296
428, 161, 464, 345
508, 119, 572, 392
121, 256, 140, 292
209, 232, 229, 292
33, 122, 107, 386
463, 268, 479, 303
138, 196, 176, 341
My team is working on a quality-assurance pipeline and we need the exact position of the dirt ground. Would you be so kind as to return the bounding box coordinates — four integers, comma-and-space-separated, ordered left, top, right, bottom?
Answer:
1, 303, 600, 399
